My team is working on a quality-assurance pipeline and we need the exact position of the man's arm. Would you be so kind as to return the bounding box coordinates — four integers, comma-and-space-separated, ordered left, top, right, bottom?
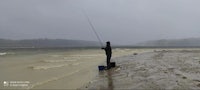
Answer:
101, 47, 105, 49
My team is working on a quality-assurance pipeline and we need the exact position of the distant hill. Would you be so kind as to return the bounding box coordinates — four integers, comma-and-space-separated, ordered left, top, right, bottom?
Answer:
0, 39, 99, 48
137, 38, 200, 47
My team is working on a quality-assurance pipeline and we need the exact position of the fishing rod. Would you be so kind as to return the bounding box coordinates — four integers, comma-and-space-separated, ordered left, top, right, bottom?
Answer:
82, 10, 104, 47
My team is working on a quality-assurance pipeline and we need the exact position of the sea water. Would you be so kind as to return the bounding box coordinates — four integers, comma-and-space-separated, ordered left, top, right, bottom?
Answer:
0, 48, 150, 89
0, 48, 104, 89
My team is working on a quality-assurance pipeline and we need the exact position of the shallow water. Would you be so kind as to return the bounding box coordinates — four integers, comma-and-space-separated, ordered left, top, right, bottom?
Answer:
0, 48, 141, 89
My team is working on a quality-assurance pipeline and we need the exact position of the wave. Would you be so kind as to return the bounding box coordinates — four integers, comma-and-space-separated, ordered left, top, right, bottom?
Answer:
68, 54, 103, 57
71, 62, 80, 66
30, 62, 81, 70
50, 55, 63, 57
0, 52, 16, 56
0, 52, 7, 56
30, 63, 69, 70
64, 57, 79, 59
42, 59, 77, 63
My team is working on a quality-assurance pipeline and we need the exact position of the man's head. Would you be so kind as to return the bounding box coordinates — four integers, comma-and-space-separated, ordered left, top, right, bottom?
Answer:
106, 41, 110, 46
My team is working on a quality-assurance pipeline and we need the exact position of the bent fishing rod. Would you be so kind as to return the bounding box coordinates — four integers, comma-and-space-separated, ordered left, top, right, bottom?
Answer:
82, 10, 104, 47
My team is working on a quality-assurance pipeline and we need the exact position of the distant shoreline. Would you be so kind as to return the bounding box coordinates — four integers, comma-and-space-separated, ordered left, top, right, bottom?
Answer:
1, 46, 200, 49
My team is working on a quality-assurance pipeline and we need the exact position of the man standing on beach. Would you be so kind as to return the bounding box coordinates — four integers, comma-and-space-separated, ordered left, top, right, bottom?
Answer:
102, 41, 112, 69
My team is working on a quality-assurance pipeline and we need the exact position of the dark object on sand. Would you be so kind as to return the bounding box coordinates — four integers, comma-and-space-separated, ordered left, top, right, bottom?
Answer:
98, 62, 116, 71
110, 62, 116, 67
133, 53, 138, 55
98, 66, 105, 71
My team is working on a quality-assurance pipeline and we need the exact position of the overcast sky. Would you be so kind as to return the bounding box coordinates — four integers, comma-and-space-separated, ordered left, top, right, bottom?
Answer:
1, 0, 200, 45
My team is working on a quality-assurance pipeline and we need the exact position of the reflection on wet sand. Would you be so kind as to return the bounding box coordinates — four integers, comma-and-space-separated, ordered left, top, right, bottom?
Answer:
107, 70, 114, 90
98, 69, 114, 90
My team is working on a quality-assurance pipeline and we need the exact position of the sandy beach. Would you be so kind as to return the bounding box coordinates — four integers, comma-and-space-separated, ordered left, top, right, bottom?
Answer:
84, 48, 200, 89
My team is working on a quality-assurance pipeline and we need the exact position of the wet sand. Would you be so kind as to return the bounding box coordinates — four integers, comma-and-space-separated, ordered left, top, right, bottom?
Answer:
84, 49, 200, 89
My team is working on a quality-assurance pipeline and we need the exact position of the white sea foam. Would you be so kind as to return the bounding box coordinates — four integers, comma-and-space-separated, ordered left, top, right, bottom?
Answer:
0, 52, 7, 56
31, 62, 81, 70
31, 63, 69, 70
50, 55, 63, 57
43, 59, 77, 63
69, 54, 103, 57
63, 57, 80, 60
71, 62, 80, 66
